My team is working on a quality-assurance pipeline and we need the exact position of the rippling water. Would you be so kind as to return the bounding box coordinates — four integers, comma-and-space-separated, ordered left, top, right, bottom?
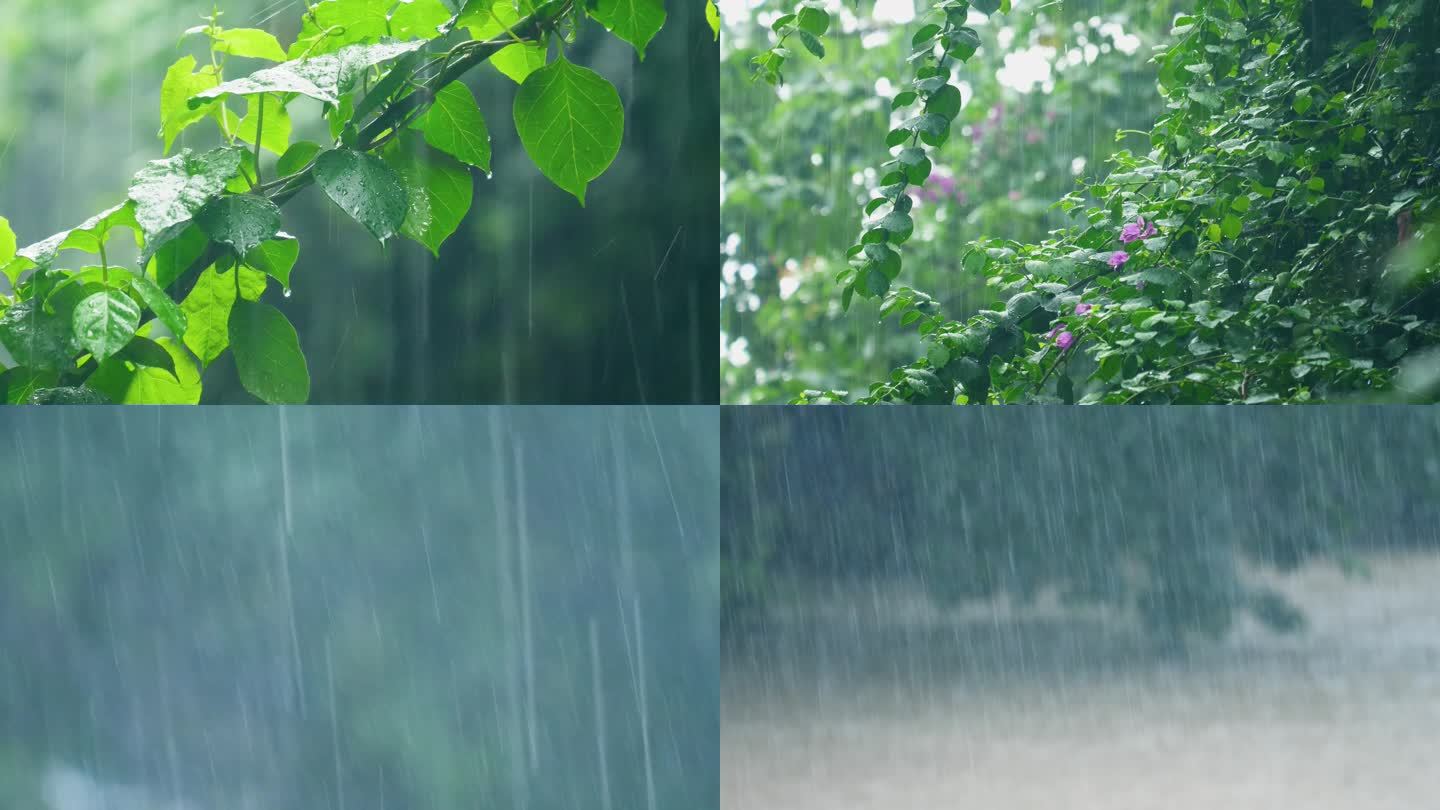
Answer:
722, 552, 1440, 810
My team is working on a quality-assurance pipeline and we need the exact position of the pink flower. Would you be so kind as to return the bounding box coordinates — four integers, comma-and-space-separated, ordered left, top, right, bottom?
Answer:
1074, 302, 1093, 316
1108, 251, 1130, 269
1119, 217, 1158, 244
1008, 190, 1022, 201
1025, 129, 1042, 144
1056, 331, 1075, 350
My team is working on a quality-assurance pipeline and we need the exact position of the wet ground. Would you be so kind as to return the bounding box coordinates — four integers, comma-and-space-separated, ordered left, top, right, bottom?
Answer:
722, 552, 1440, 810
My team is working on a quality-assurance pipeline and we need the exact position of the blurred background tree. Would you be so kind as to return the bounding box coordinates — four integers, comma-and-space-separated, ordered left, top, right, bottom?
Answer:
0, 0, 718, 403
722, 406, 1440, 639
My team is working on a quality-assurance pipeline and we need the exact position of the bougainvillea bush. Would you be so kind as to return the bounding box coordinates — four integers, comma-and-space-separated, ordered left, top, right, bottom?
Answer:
721, 0, 1180, 402
743, 0, 1440, 404
0, 0, 718, 404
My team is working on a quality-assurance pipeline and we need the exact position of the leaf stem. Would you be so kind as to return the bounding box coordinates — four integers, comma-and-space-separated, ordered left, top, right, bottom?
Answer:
163, 2, 574, 301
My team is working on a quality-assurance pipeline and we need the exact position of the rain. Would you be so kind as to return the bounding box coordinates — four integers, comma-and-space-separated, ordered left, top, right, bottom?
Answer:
721, 406, 1440, 809
1, 0, 718, 404
0, 405, 719, 809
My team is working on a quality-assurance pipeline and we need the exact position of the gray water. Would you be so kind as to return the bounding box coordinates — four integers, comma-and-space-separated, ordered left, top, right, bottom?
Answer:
723, 552, 1440, 810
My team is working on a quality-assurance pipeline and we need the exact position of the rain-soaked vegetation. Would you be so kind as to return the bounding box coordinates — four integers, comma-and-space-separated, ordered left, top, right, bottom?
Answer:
1, 0, 718, 404
721, 0, 1440, 403
721, 406, 1440, 807
0, 406, 719, 810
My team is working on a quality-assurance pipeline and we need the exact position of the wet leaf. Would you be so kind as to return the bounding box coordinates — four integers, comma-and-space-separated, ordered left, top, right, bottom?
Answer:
313, 148, 410, 242
229, 299, 310, 404
514, 56, 624, 205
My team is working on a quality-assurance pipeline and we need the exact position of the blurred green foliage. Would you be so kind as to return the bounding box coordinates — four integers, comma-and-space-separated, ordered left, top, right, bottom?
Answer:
722, 0, 1178, 401
724, 0, 1440, 404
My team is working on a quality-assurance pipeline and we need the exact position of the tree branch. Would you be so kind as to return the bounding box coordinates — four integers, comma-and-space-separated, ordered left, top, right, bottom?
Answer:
165, 2, 571, 302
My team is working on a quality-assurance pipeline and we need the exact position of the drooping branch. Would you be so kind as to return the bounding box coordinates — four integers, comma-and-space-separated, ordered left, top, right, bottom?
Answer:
165, 1, 573, 303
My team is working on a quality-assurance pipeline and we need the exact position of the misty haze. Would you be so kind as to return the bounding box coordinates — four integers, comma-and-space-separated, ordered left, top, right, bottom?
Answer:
722, 407, 1440, 810
1, 406, 719, 810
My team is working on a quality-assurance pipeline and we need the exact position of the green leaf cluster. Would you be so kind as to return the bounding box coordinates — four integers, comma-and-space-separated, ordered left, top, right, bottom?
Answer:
2, 0, 655, 404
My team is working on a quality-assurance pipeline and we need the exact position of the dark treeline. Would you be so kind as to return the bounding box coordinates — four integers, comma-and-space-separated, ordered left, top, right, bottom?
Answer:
0, 407, 718, 810
723, 407, 1440, 638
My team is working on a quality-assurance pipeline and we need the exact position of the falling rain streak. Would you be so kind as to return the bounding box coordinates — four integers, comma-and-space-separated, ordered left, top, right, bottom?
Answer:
0, 406, 719, 810
721, 406, 1440, 810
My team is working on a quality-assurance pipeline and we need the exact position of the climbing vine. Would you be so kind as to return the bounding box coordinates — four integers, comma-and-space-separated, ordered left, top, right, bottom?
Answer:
762, 0, 1438, 404
0, 0, 709, 404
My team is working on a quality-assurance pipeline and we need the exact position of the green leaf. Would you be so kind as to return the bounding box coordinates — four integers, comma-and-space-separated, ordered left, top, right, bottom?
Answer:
0, 215, 13, 266
228, 299, 310, 404
89, 334, 201, 404
245, 235, 301, 290
972, 0, 1001, 14
414, 82, 492, 172
145, 223, 208, 289
927, 84, 963, 119
0, 367, 59, 404
388, 0, 453, 39
127, 147, 244, 243
796, 30, 825, 58
276, 140, 324, 177
796, 6, 830, 36
235, 94, 292, 156
196, 194, 282, 257
0, 298, 80, 370
211, 28, 289, 61
28, 386, 110, 404
384, 135, 474, 256
1221, 214, 1242, 239
160, 56, 224, 154
466, 2, 548, 82
911, 23, 941, 47
193, 40, 428, 107
513, 56, 625, 205
492, 42, 548, 84
124, 269, 188, 338
948, 27, 981, 60
590, 0, 667, 59
706, 0, 719, 39
72, 290, 142, 363
289, 0, 397, 55
313, 148, 410, 242
180, 263, 260, 367
6, 203, 141, 282
291, 0, 449, 56
112, 334, 178, 379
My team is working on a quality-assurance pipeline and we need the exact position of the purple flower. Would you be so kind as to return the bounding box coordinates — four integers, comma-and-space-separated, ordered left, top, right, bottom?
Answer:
1056, 331, 1076, 350
1108, 250, 1130, 269
1074, 302, 1093, 316
1120, 216, 1158, 244
1044, 324, 1063, 340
